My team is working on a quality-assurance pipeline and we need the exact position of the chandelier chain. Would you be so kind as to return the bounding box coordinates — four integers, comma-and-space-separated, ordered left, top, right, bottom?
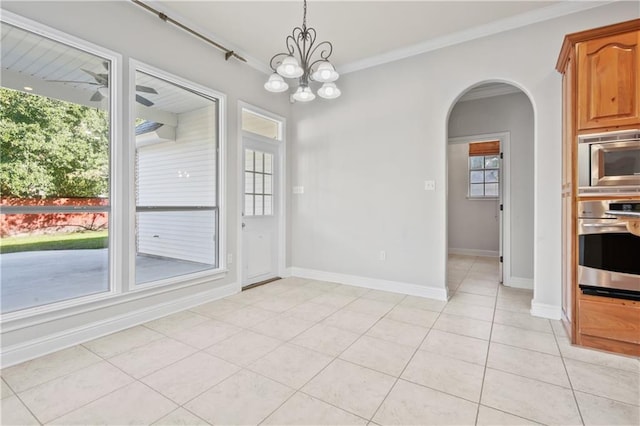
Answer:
303, 0, 307, 30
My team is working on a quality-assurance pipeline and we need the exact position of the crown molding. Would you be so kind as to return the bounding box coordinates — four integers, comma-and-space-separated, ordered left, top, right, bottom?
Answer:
338, 0, 613, 75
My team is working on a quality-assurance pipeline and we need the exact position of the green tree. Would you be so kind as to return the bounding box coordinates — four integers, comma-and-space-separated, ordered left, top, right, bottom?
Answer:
0, 87, 109, 198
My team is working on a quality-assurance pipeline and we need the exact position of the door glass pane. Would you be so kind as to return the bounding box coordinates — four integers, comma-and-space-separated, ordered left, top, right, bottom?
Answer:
264, 175, 273, 195
255, 195, 264, 216
254, 173, 264, 194
264, 195, 273, 215
135, 70, 219, 285
245, 195, 254, 216
255, 151, 264, 173
264, 153, 273, 173
245, 172, 254, 194
0, 23, 112, 313
245, 149, 254, 172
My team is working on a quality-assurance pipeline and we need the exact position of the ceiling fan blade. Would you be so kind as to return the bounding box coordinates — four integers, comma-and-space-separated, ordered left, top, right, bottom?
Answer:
135, 85, 158, 94
46, 79, 100, 85
90, 90, 104, 102
136, 94, 154, 107
81, 69, 108, 86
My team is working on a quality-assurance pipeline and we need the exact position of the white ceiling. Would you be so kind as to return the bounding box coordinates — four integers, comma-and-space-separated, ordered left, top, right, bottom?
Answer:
154, 0, 608, 73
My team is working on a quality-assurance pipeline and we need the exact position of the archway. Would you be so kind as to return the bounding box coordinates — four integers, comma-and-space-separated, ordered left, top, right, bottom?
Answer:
445, 81, 535, 308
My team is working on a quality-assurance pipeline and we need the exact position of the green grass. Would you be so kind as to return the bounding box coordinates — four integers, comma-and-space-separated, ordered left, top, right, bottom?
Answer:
0, 230, 108, 254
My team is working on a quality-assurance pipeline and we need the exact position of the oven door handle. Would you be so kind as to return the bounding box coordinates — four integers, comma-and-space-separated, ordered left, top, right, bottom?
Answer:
582, 222, 628, 228
605, 210, 640, 218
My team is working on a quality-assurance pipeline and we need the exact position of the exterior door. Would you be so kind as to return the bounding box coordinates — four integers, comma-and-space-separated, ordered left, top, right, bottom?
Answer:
242, 138, 279, 287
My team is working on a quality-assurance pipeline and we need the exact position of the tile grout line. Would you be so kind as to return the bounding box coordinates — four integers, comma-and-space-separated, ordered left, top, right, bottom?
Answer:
2, 378, 45, 426
254, 290, 410, 424
468, 256, 498, 425
550, 323, 586, 425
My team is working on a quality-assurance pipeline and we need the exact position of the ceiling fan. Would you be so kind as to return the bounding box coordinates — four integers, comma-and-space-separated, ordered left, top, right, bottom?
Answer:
48, 61, 158, 106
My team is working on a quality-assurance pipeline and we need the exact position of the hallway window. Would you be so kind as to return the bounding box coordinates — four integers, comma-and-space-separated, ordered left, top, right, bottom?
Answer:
469, 141, 500, 198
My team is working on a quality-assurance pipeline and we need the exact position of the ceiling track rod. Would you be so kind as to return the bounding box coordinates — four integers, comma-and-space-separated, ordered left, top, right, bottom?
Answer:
130, 0, 247, 63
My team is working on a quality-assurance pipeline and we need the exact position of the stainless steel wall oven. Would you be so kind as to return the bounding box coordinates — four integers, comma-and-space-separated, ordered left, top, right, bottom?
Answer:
578, 200, 640, 301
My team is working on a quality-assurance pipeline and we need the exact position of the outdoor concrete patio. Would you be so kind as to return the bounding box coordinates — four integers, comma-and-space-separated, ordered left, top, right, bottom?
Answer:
0, 249, 213, 313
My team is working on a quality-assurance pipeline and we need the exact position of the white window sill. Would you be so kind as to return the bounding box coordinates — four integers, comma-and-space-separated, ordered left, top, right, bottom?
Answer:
466, 196, 499, 201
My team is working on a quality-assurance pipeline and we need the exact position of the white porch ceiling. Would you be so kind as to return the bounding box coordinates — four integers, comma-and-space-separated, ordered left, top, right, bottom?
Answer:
153, 0, 610, 73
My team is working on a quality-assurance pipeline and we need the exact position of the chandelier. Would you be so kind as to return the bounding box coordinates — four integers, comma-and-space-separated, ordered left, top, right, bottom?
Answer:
264, 0, 341, 102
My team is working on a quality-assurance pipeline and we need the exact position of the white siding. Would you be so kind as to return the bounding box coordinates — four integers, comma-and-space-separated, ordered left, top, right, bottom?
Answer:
137, 105, 217, 262
137, 211, 215, 264
138, 105, 217, 207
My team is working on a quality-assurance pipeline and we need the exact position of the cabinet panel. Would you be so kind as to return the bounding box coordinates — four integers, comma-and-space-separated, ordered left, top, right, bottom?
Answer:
578, 296, 640, 346
577, 31, 640, 131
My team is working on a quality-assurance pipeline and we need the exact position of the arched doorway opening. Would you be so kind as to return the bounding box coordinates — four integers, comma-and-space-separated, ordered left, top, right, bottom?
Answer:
445, 81, 535, 307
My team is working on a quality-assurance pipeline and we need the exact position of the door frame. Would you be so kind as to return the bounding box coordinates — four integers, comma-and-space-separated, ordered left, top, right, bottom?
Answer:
237, 102, 287, 290
446, 131, 511, 289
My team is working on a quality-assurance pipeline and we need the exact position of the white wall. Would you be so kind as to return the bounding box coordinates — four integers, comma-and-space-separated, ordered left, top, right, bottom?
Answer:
290, 2, 638, 316
447, 143, 500, 256
448, 92, 534, 281
0, 1, 291, 363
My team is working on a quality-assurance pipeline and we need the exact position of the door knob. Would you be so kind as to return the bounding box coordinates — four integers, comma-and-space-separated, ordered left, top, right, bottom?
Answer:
242, 222, 246, 228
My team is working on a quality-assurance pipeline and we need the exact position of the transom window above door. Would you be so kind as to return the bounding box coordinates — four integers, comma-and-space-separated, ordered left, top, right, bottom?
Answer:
244, 149, 273, 216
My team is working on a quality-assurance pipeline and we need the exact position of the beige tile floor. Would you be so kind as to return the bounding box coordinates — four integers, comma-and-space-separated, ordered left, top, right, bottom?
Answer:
2, 254, 639, 425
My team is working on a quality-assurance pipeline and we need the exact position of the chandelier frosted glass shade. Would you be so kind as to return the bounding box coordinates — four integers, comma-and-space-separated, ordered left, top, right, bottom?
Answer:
317, 82, 341, 99
264, 73, 289, 92
292, 86, 316, 102
311, 61, 339, 83
265, 0, 341, 103
276, 56, 304, 78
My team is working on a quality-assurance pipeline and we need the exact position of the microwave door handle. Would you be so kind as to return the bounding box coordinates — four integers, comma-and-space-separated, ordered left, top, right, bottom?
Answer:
582, 223, 628, 228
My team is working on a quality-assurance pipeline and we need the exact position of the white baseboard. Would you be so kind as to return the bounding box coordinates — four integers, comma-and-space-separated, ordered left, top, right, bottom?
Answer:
289, 267, 447, 301
282, 267, 293, 278
1, 283, 238, 368
506, 276, 534, 290
448, 248, 499, 258
530, 300, 562, 320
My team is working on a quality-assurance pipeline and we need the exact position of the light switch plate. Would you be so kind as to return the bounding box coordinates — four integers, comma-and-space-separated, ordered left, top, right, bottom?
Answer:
293, 186, 305, 194
424, 180, 436, 191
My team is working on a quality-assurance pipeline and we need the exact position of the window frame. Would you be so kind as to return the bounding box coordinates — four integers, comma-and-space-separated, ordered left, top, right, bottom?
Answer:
0, 11, 229, 324
129, 60, 227, 290
468, 153, 500, 199
0, 10, 122, 320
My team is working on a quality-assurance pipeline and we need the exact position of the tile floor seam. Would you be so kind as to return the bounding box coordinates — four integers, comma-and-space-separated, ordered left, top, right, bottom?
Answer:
550, 322, 586, 425
154, 406, 211, 426
477, 403, 547, 425
471, 265, 498, 426
2, 352, 104, 395
367, 305, 447, 423
3, 381, 44, 426
38, 375, 135, 425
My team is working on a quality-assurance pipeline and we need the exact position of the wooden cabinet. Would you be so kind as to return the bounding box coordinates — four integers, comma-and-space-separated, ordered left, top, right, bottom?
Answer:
577, 31, 640, 131
578, 294, 640, 356
557, 19, 640, 354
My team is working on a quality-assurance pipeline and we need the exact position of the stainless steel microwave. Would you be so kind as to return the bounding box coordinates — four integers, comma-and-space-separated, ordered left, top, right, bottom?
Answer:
578, 130, 640, 193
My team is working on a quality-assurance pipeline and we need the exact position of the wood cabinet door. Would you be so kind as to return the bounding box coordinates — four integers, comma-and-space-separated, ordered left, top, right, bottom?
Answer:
577, 31, 640, 131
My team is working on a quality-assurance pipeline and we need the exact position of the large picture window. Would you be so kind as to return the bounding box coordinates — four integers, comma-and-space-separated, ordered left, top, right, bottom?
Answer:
134, 69, 220, 285
0, 21, 114, 314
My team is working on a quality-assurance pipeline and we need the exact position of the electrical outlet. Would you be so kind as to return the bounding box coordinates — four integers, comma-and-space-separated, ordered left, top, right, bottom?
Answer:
379, 250, 386, 261
424, 180, 436, 191
293, 186, 305, 194
227, 253, 233, 264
